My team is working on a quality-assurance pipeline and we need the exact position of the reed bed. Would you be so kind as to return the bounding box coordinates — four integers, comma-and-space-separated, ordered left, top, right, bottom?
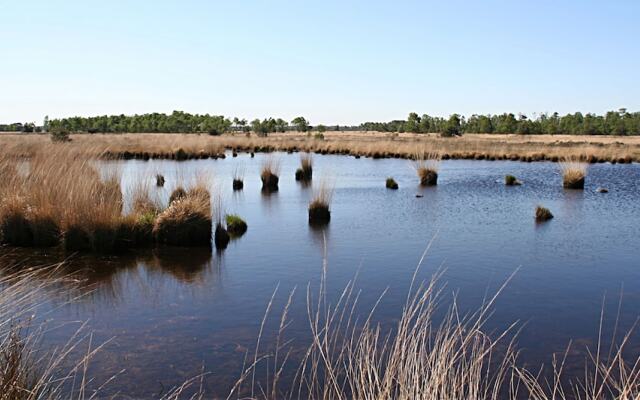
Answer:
0, 148, 214, 252
1, 132, 639, 163
560, 159, 588, 189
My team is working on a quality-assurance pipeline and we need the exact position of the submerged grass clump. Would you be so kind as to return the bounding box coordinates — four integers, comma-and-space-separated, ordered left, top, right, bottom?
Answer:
535, 205, 554, 222
308, 181, 333, 225
295, 153, 313, 182
260, 157, 281, 192
386, 177, 399, 190
413, 150, 440, 186
225, 214, 247, 237
560, 159, 587, 189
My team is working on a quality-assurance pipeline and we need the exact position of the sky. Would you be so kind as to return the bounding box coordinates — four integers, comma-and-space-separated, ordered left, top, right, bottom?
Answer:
1, 0, 639, 125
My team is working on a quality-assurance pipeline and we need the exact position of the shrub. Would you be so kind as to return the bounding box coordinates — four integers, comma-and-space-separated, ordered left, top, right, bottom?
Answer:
535, 206, 554, 222
50, 129, 71, 143
225, 214, 247, 237
314, 133, 325, 140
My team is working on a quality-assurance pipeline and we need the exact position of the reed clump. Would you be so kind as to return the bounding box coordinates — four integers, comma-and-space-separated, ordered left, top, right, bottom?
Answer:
260, 157, 280, 192
153, 185, 212, 247
535, 205, 554, 222
560, 160, 587, 189
295, 154, 313, 182
233, 165, 245, 191
386, 177, 399, 190
308, 181, 333, 225
225, 214, 247, 237
414, 150, 440, 186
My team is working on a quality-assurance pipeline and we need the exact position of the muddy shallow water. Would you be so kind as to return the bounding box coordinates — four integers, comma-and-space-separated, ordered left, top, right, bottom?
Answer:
3, 153, 640, 397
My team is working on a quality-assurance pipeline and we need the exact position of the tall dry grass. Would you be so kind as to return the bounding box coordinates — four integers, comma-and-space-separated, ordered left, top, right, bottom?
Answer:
307, 180, 333, 226
0, 147, 214, 251
227, 248, 640, 400
261, 157, 281, 192
296, 153, 313, 182
2, 132, 638, 163
560, 159, 588, 189
413, 150, 441, 186
0, 263, 110, 400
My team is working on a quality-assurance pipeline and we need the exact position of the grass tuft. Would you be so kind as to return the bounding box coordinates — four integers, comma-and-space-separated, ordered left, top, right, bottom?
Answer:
225, 214, 248, 237
295, 154, 313, 182
535, 205, 554, 222
413, 150, 440, 186
260, 157, 281, 192
560, 159, 587, 189
386, 177, 399, 190
308, 181, 333, 225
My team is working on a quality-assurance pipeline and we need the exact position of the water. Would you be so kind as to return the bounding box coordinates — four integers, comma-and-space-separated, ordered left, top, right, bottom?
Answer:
3, 153, 640, 397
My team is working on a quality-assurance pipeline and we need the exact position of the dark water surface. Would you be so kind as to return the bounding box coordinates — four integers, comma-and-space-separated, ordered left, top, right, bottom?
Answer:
3, 153, 640, 397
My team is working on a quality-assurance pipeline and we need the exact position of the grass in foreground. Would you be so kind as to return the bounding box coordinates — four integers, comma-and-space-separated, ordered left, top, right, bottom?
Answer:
228, 251, 640, 400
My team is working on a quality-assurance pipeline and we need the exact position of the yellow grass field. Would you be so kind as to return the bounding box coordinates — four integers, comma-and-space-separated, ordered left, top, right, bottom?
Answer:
1, 131, 639, 162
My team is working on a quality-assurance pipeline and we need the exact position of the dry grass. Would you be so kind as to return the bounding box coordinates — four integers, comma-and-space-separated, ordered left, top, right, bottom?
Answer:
227, 249, 640, 400
1, 132, 639, 162
0, 262, 111, 400
560, 159, 588, 189
233, 164, 246, 190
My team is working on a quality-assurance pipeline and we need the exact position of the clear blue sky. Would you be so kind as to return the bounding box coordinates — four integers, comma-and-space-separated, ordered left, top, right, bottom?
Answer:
1, 0, 638, 125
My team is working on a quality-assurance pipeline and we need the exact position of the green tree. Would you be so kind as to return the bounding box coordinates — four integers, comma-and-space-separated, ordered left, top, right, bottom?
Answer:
291, 116, 310, 132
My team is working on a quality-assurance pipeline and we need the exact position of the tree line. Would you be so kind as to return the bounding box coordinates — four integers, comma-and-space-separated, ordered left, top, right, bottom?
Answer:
2, 108, 639, 136
361, 109, 640, 136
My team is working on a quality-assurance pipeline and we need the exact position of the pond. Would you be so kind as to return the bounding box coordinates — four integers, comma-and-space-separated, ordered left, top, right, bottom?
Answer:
3, 152, 640, 397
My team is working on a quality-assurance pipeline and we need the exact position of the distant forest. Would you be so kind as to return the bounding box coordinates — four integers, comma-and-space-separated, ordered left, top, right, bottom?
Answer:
2, 109, 639, 136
